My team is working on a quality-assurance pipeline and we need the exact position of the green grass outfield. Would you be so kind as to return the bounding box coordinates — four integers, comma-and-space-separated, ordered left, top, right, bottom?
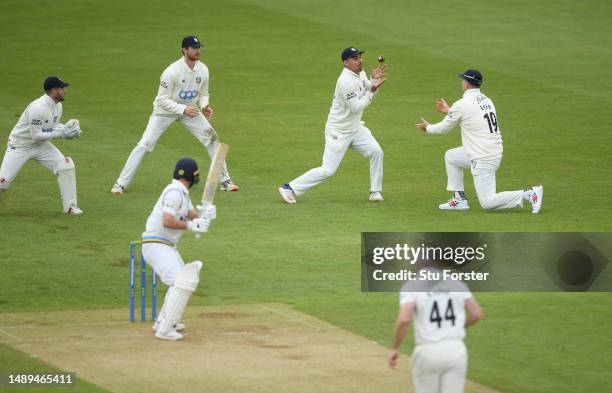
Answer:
1, 0, 611, 392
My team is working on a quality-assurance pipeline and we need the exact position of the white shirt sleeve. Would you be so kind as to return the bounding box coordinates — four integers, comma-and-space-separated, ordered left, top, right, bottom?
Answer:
162, 189, 183, 215
28, 105, 62, 141
198, 67, 210, 109
426, 102, 462, 134
340, 78, 373, 114
154, 68, 186, 115
399, 291, 417, 306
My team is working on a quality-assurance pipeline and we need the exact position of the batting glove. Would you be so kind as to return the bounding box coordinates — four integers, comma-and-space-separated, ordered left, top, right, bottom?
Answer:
196, 204, 216, 221
187, 217, 210, 233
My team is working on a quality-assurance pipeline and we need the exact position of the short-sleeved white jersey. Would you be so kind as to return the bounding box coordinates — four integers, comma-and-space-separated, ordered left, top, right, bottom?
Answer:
142, 179, 194, 245
153, 58, 210, 117
325, 67, 376, 133
426, 88, 503, 161
8, 94, 63, 148
400, 274, 473, 345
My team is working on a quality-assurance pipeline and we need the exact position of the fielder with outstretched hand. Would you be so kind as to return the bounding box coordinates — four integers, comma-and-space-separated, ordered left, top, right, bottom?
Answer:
416, 69, 543, 213
0, 76, 83, 214
141, 157, 216, 341
278, 47, 387, 204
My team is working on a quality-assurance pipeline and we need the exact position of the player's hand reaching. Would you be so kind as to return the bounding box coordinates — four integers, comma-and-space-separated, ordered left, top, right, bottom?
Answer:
184, 105, 199, 118
202, 105, 214, 120
416, 117, 429, 132
371, 63, 387, 80
187, 217, 210, 233
436, 98, 449, 113
388, 349, 399, 368
370, 78, 386, 93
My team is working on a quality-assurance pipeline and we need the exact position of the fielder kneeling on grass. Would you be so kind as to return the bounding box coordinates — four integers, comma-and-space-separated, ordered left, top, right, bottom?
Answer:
142, 157, 215, 341
416, 69, 543, 214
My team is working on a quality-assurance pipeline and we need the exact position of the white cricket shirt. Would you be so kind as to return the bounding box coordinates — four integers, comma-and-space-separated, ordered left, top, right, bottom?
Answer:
325, 67, 376, 133
152, 58, 210, 117
399, 273, 472, 346
142, 179, 194, 245
426, 88, 503, 161
8, 94, 63, 148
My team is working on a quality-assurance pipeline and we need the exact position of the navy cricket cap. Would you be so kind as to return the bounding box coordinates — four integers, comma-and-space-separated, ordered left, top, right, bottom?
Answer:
173, 157, 200, 188
182, 36, 202, 48
458, 69, 483, 86
341, 47, 364, 61
44, 76, 69, 91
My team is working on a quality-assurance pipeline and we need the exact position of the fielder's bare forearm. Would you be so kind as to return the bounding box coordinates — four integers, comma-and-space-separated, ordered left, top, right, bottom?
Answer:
464, 298, 483, 327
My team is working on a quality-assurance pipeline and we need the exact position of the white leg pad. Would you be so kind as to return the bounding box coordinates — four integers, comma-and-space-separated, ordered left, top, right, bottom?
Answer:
156, 261, 202, 334
55, 157, 77, 212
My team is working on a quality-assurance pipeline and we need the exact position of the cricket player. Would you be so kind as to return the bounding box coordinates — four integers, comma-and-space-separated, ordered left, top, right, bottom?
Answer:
111, 35, 239, 195
416, 69, 543, 213
0, 76, 83, 214
143, 157, 216, 341
278, 47, 387, 204
388, 270, 483, 393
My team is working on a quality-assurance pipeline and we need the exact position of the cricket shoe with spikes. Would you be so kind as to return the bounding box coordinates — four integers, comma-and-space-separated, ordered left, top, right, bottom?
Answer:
152, 322, 185, 333
529, 185, 543, 214
278, 184, 296, 204
220, 179, 240, 192
439, 198, 469, 210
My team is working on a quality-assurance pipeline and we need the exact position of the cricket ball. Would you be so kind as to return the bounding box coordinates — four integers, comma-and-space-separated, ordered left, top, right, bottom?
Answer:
377, 55, 385, 63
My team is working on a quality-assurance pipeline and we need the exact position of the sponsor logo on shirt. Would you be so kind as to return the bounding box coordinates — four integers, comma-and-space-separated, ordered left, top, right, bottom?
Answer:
31, 119, 42, 126
178, 90, 198, 100
346, 92, 356, 100
160, 81, 168, 89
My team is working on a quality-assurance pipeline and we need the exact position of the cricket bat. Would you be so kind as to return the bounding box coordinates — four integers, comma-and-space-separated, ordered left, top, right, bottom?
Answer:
196, 142, 229, 238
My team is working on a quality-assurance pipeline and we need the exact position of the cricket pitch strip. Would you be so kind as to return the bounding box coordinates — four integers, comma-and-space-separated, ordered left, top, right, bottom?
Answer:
0, 303, 500, 393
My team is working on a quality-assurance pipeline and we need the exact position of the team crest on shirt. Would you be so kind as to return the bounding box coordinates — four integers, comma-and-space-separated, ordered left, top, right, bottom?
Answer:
54, 116, 58, 122
346, 92, 356, 100
196, 77, 201, 84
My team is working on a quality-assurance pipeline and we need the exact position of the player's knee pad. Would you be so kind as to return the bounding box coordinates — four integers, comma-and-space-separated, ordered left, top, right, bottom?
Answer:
156, 261, 202, 334
55, 157, 77, 212
174, 260, 202, 292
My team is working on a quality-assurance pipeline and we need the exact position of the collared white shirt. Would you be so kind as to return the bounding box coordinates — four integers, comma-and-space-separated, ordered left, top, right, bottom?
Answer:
143, 179, 194, 245
400, 274, 472, 346
426, 88, 503, 161
9, 94, 63, 148
152, 58, 210, 117
325, 67, 376, 133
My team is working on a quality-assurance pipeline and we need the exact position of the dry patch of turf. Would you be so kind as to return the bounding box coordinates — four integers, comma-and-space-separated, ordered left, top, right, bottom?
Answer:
0, 303, 499, 393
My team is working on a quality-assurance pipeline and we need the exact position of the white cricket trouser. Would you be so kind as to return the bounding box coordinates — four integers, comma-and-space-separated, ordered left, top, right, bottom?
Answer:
0, 141, 66, 190
141, 242, 185, 286
289, 125, 383, 195
116, 113, 230, 188
142, 242, 186, 326
411, 339, 467, 393
445, 146, 523, 210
